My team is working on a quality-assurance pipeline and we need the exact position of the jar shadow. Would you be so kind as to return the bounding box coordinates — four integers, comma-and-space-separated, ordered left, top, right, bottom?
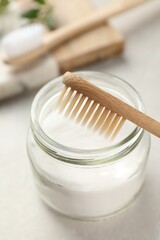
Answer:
43, 179, 159, 240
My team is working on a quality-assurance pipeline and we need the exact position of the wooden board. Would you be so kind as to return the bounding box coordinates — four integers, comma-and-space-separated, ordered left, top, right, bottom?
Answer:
51, 0, 124, 72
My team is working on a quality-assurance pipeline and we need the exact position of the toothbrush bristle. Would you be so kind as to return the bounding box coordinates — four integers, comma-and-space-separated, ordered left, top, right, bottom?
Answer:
111, 117, 126, 140
65, 92, 80, 117
76, 98, 92, 123
93, 108, 109, 132
55, 86, 125, 140
88, 105, 104, 129
70, 95, 86, 119
103, 112, 116, 135
2, 23, 45, 58
59, 88, 73, 112
82, 102, 98, 126
55, 86, 67, 108
106, 114, 121, 136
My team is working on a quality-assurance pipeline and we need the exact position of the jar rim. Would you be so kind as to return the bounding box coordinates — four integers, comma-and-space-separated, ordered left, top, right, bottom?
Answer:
31, 71, 145, 164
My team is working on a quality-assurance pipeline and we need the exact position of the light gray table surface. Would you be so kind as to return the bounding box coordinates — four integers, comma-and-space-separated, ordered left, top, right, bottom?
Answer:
1, 1, 160, 239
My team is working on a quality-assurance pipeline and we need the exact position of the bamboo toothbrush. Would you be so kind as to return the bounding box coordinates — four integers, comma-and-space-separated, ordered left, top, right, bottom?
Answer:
55, 72, 160, 140
3, 0, 148, 68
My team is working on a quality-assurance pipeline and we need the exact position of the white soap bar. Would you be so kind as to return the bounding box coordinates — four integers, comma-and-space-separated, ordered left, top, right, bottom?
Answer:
16, 56, 59, 89
0, 61, 23, 100
0, 51, 60, 100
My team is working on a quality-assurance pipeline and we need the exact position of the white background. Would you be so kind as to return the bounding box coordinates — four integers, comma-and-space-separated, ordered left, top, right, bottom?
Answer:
1, 1, 160, 239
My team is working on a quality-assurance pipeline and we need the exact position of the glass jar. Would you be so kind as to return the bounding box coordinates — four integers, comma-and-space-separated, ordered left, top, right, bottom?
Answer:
27, 71, 150, 221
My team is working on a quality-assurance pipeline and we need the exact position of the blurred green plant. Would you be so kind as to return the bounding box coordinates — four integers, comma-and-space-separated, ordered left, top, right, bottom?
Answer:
0, 0, 9, 14
21, 0, 55, 30
0, 0, 55, 30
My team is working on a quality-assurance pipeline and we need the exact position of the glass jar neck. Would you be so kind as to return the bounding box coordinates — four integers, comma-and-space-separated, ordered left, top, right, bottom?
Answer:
31, 125, 143, 165
31, 71, 145, 166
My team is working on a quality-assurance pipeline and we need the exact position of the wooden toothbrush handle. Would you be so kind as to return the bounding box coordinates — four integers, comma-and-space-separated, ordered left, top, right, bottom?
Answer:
64, 72, 160, 138
5, 0, 148, 67
45, 0, 148, 48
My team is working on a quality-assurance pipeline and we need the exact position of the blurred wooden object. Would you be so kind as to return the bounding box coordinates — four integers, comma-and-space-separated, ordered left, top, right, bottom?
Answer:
52, 0, 124, 72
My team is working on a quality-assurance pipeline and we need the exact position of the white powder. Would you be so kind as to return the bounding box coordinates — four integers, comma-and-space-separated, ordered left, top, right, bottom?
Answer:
42, 101, 135, 149
31, 106, 148, 219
